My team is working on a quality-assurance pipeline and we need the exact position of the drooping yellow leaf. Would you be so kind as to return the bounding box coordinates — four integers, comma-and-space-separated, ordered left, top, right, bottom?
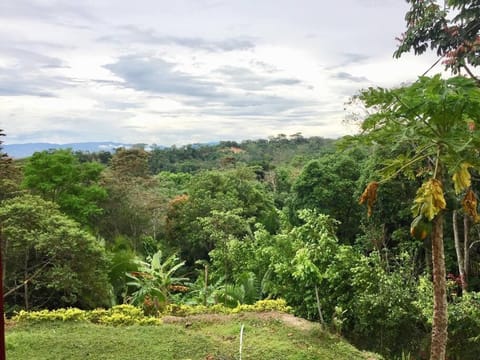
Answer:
412, 179, 446, 221
462, 189, 480, 223
359, 181, 379, 217
452, 163, 472, 194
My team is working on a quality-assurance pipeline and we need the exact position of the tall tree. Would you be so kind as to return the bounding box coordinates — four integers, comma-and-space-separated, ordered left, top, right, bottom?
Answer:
395, 0, 480, 293
0, 195, 111, 310
357, 75, 480, 360
0, 130, 20, 201
99, 148, 164, 248
291, 150, 364, 243
22, 149, 107, 227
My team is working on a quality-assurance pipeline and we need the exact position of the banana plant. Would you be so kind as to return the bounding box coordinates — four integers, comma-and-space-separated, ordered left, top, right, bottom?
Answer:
126, 250, 187, 312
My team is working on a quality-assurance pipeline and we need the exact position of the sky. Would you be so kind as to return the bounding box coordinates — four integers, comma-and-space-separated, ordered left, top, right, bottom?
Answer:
1, 0, 441, 146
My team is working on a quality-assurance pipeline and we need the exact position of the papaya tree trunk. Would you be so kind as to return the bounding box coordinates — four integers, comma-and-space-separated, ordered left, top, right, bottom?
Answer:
430, 213, 447, 360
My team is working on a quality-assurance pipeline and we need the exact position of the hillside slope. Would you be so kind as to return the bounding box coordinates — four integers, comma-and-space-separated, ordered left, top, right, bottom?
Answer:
7, 312, 381, 360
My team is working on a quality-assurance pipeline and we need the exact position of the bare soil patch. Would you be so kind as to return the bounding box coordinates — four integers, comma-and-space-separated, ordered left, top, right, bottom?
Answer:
161, 311, 316, 331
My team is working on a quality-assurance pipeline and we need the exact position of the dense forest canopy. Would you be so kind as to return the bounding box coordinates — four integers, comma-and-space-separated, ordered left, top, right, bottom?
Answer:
2, 2, 480, 359
1, 131, 479, 359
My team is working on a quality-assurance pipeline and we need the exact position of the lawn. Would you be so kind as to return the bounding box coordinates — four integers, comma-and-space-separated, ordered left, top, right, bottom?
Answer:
6, 312, 381, 360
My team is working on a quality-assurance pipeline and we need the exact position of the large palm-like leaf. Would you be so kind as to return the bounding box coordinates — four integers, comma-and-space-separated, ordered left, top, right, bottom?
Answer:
126, 250, 187, 309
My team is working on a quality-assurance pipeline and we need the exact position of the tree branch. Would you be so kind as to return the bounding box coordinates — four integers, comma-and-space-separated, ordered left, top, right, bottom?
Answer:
3, 261, 50, 298
422, 57, 444, 77
462, 64, 480, 85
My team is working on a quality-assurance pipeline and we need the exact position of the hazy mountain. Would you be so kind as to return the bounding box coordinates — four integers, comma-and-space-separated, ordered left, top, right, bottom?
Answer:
4, 142, 131, 159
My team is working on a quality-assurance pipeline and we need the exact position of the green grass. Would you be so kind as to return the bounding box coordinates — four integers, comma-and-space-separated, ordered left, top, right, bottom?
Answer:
6, 313, 381, 360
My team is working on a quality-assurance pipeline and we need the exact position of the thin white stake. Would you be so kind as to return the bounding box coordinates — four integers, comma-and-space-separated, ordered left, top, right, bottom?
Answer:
239, 324, 245, 360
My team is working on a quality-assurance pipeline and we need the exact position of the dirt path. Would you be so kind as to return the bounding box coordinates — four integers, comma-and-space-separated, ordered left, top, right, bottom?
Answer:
161, 311, 317, 331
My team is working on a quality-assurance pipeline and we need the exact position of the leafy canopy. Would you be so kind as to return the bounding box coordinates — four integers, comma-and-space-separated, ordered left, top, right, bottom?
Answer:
357, 75, 480, 220
395, 0, 480, 79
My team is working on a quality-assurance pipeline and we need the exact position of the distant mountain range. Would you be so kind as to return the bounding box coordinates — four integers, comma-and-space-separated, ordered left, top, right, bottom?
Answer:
3, 142, 132, 159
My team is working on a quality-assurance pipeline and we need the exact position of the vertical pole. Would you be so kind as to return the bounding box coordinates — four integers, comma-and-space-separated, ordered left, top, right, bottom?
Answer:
0, 226, 6, 360
314, 285, 325, 328
239, 324, 245, 360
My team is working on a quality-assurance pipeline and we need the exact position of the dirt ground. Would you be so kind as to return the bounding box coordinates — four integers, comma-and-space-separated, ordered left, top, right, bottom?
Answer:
161, 311, 316, 331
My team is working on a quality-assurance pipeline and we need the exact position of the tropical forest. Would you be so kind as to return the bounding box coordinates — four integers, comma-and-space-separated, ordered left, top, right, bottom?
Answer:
2, 1, 480, 360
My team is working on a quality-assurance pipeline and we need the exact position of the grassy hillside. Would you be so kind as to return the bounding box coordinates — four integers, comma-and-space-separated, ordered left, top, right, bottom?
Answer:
6, 312, 381, 360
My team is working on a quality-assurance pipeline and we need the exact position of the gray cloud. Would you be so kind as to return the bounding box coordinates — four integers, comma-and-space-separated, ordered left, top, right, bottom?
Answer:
105, 54, 318, 119
0, 46, 73, 97
101, 100, 142, 110
0, 68, 73, 97
0, 46, 66, 69
105, 55, 222, 98
342, 53, 370, 65
215, 66, 301, 91
332, 72, 369, 83
98, 25, 255, 52
325, 53, 371, 71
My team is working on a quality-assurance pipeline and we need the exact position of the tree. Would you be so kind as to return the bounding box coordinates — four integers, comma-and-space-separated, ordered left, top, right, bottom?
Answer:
0, 195, 111, 310
290, 150, 365, 243
395, 0, 480, 293
99, 148, 164, 248
111, 147, 150, 178
395, 0, 480, 81
22, 149, 107, 227
357, 75, 480, 360
0, 130, 21, 201
165, 167, 278, 265
126, 250, 186, 313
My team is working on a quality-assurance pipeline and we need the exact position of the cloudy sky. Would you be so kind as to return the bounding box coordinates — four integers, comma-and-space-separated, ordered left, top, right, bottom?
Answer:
1, 0, 440, 146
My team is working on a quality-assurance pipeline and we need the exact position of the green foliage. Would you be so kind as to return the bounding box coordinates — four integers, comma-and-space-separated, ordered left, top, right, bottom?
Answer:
290, 150, 365, 243
126, 250, 187, 313
447, 291, 480, 360
165, 167, 278, 264
395, 0, 480, 76
13, 305, 162, 326
415, 278, 480, 359
0, 130, 22, 201
22, 149, 107, 226
110, 148, 150, 178
355, 74, 480, 358
0, 194, 111, 311
165, 298, 292, 316
12, 299, 291, 325
99, 150, 165, 247
213, 272, 262, 307
108, 244, 139, 305
347, 253, 425, 356
148, 136, 334, 174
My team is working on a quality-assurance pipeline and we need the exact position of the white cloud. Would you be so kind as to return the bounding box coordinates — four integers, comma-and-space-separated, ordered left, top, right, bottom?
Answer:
0, 0, 443, 146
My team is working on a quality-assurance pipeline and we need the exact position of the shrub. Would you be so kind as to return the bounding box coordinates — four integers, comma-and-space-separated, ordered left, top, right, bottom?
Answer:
12, 299, 291, 326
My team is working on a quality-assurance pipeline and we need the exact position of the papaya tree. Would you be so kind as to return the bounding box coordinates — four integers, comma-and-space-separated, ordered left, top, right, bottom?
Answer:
357, 75, 480, 360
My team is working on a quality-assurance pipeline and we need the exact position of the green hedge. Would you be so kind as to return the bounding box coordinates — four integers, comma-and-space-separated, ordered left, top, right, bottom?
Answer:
12, 299, 292, 326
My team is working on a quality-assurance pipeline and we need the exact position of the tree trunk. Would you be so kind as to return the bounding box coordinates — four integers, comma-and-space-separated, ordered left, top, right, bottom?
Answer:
430, 213, 448, 360
452, 210, 467, 292
463, 214, 470, 285
24, 249, 29, 310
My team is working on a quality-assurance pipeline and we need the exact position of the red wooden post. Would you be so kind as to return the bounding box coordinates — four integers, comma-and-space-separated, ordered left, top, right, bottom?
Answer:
0, 228, 6, 360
